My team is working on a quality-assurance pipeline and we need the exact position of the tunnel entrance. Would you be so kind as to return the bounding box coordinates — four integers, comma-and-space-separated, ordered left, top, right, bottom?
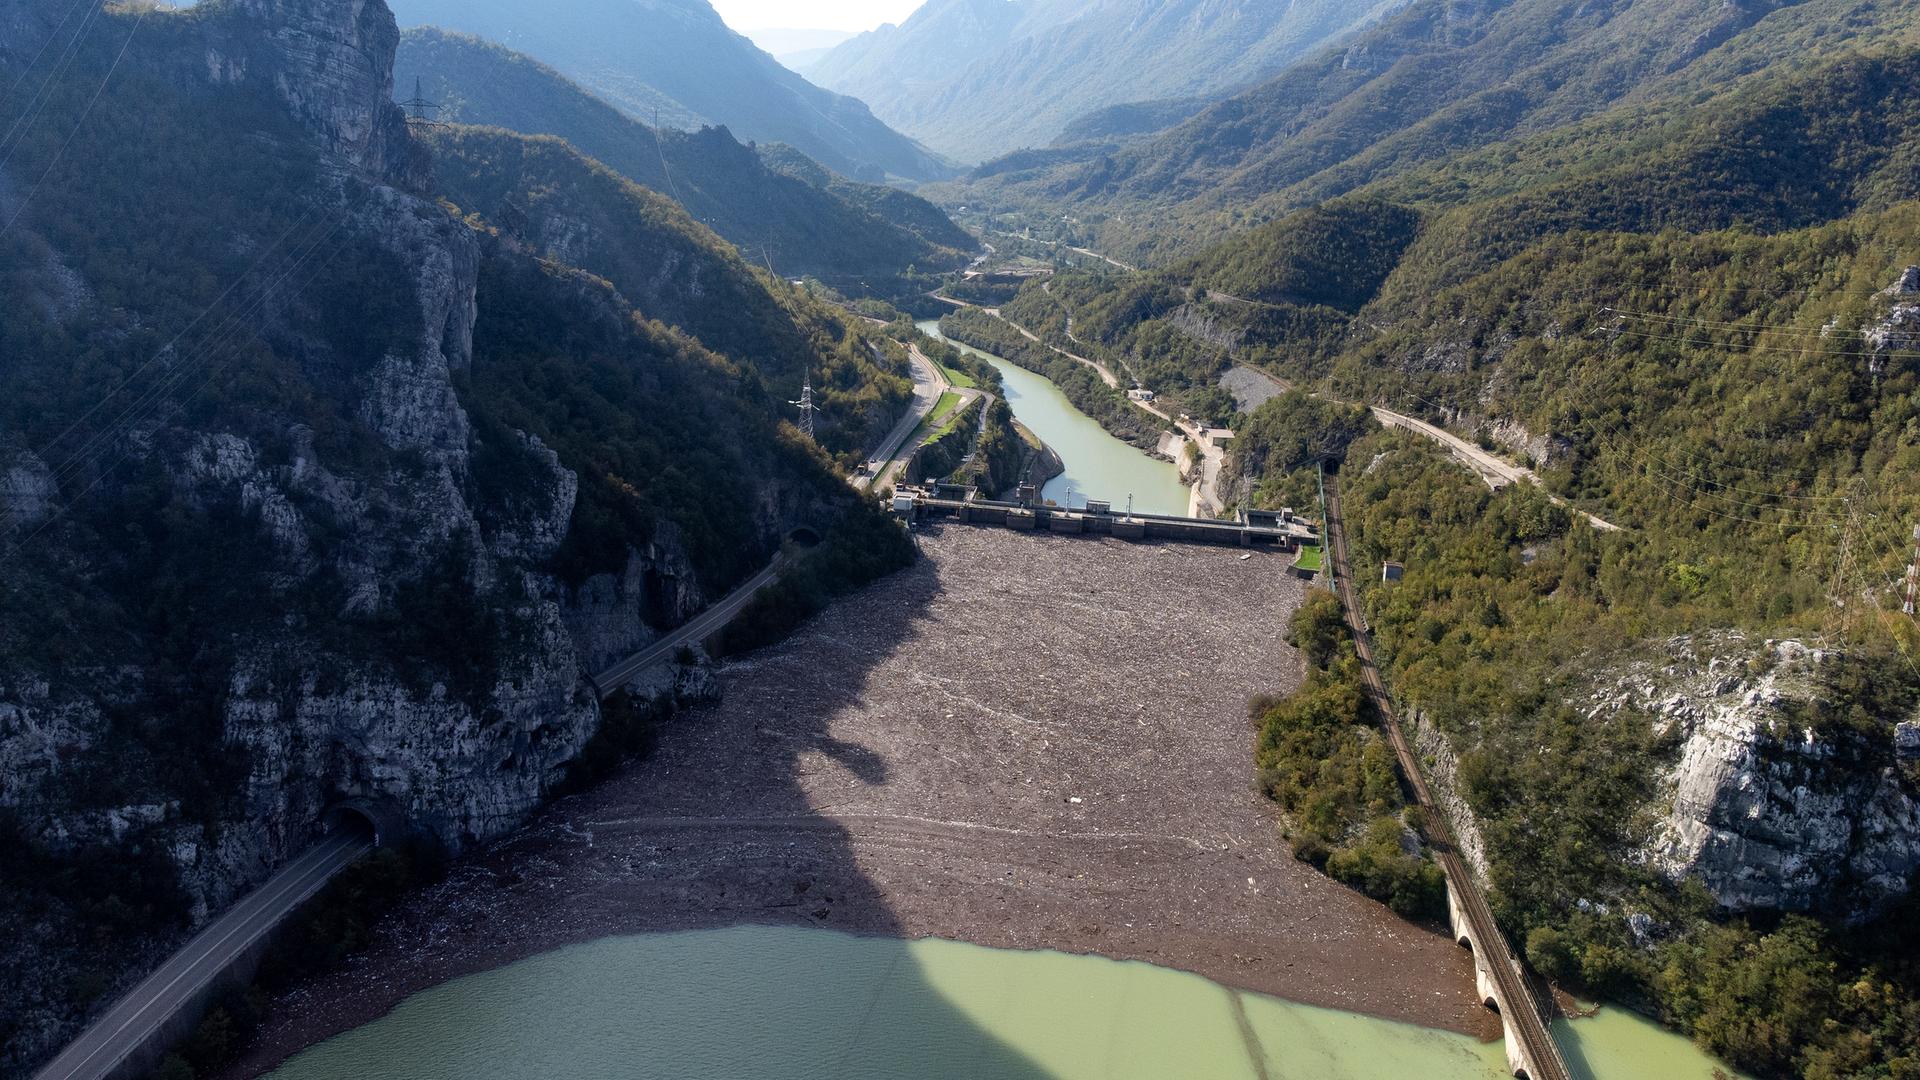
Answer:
788, 526, 822, 548
323, 798, 407, 847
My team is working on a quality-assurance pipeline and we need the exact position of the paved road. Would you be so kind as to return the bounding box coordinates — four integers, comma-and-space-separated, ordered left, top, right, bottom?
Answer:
34, 830, 373, 1080
1368, 406, 1622, 532
591, 553, 789, 695
1322, 477, 1571, 1080
858, 344, 951, 492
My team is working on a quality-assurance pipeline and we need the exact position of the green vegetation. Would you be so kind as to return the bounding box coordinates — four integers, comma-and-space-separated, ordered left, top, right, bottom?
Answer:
397, 29, 970, 290
934, 360, 979, 390
946, 0, 1920, 262
1323, 429, 1920, 1079
938, 308, 1166, 450
0, 3, 928, 1066
1230, 392, 1375, 511
928, 391, 963, 427
958, 5, 1920, 1073
1254, 590, 1445, 920
1293, 545, 1324, 574
949, 397, 1028, 497
907, 398, 985, 485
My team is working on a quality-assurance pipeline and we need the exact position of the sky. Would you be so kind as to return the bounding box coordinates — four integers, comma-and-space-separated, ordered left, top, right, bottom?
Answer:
708, 0, 929, 33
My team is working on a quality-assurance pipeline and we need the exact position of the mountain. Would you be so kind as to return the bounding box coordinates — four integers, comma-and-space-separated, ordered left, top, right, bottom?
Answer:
742, 27, 856, 70
0, 0, 913, 1070
948, 0, 1920, 260
384, 0, 954, 182
394, 28, 973, 287
964, 2, 1920, 1074
807, 0, 1413, 162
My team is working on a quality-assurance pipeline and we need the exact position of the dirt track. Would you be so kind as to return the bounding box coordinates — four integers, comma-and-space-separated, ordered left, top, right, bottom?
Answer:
230, 526, 1495, 1075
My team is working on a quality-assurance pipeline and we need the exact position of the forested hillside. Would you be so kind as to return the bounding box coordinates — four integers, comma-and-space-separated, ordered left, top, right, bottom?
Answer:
969, 2, 1920, 1075
0, 0, 911, 1071
944, 0, 1920, 262
385, 0, 954, 182
394, 29, 972, 289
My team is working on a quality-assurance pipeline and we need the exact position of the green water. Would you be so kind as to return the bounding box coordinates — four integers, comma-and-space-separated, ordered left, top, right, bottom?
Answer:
267, 927, 1742, 1080
918, 320, 1191, 517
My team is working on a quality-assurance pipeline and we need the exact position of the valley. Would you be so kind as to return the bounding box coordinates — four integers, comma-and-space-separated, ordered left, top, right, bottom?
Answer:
6, 0, 1920, 1078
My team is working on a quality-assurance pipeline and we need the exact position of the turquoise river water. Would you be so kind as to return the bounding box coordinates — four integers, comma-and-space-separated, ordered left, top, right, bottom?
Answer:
268, 927, 1742, 1080
918, 319, 1191, 517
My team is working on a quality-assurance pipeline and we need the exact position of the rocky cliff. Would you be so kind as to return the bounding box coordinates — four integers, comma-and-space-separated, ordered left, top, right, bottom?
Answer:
0, 0, 860, 1070
1585, 635, 1920, 919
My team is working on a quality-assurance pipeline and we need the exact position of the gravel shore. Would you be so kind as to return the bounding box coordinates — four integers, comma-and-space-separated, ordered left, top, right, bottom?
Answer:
228, 526, 1495, 1076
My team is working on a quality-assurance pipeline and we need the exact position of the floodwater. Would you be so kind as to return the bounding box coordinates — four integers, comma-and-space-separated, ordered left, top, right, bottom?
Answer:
267, 927, 1743, 1080
918, 319, 1190, 517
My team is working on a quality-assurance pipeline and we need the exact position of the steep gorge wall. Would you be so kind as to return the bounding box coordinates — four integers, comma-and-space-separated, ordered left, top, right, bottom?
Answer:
0, 1, 824, 1070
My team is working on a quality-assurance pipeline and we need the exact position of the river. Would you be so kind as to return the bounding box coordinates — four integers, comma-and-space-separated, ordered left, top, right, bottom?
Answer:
266, 927, 1741, 1080
917, 319, 1190, 517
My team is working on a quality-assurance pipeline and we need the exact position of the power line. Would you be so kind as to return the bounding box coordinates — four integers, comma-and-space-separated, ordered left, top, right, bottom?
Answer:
1, 219, 355, 565
26, 202, 332, 467
1602, 306, 1853, 337
0, 2, 149, 239
1599, 322, 1918, 361
0, 0, 106, 180
29, 210, 343, 497
0, 0, 97, 108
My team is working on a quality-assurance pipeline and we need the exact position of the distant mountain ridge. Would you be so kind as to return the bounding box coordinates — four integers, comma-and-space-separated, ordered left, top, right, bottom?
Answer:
385, 0, 954, 181
808, 0, 1413, 162
395, 29, 972, 286
945, 0, 1920, 261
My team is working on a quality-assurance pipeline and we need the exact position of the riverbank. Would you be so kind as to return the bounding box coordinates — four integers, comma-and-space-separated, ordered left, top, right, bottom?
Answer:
223, 528, 1493, 1077
919, 321, 1189, 516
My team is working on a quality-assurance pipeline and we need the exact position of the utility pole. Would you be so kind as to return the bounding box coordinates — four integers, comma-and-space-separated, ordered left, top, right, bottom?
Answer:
790, 370, 816, 442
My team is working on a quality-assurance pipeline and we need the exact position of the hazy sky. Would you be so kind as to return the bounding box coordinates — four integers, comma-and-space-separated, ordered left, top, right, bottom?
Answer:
708, 0, 928, 33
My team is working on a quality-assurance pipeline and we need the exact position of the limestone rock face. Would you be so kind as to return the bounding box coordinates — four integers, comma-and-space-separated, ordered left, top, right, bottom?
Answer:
0, 450, 58, 528
0, 2, 791, 1068
1866, 269, 1920, 358
204, 0, 427, 187
1594, 636, 1920, 918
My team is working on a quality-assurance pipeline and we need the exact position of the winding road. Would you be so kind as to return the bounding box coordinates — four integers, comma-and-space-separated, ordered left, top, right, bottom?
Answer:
33, 830, 373, 1080
592, 553, 789, 695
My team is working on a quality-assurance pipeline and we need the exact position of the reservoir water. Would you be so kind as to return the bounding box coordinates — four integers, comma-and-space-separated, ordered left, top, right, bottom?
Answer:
918, 319, 1191, 517
267, 927, 1742, 1080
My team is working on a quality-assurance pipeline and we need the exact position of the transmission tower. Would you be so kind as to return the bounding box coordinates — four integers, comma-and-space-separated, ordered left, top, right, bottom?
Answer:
1905, 523, 1920, 617
1825, 480, 1872, 649
399, 77, 441, 127
790, 370, 817, 441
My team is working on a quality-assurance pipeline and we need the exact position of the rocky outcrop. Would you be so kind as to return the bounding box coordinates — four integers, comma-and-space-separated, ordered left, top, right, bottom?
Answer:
563, 527, 706, 676
0, 3, 791, 1070
203, 0, 428, 188
0, 450, 58, 529
1487, 418, 1573, 470
1590, 635, 1920, 918
1413, 712, 1493, 884
1865, 266, 1920, 377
